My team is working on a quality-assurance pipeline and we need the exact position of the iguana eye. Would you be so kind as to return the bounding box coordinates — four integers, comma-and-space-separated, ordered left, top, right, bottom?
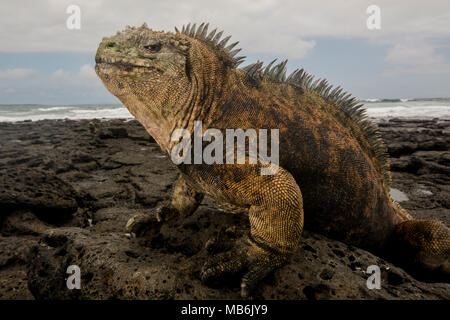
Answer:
143, 43, 162, 53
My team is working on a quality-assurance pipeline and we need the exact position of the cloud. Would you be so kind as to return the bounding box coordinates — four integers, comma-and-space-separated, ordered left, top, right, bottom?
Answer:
249, 36, 316, 59
0, 64, 108, 104
78, 64, 98, 81
0, 1, 449, 101
384, 41, 450, 75
51, 69, 67, 78
1, 0, 449, 59
0, 68, 35, 80
3, 88, 16, 94
50, 64, 101, 87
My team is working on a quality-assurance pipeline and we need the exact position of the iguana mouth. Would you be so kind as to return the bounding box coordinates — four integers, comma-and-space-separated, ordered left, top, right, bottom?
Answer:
95, 56, 158, 72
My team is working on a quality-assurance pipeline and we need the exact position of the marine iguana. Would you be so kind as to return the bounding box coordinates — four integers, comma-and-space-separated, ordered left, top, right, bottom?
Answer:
95, 22, 450, 297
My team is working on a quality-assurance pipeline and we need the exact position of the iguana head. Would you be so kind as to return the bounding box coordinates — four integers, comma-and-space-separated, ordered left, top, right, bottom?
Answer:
95, 23, 244, 117
95, 22, 245, 150
95, 24, 191, 106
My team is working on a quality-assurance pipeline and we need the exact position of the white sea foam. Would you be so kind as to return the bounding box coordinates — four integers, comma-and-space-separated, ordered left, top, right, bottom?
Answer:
37, 106, 73, 112
0, 104, 133, 122
0, 100, 449, 122
362, 98, 381, 102
364, 104, 450, 119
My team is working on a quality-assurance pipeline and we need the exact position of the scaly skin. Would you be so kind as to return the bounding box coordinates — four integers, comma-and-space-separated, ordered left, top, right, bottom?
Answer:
95, 23, 450, 297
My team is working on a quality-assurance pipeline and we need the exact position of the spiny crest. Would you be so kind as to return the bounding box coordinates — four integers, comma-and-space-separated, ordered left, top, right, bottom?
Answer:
243, 59, 391, 187
176, 22, 246, 67
242, 59, 290, 83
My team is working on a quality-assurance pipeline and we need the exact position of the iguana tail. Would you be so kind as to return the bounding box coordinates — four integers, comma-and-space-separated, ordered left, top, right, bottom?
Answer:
389, 201, 450, 282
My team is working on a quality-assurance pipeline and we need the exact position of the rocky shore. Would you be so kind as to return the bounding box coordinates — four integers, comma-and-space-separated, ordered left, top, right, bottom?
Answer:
0, 118, 449, 300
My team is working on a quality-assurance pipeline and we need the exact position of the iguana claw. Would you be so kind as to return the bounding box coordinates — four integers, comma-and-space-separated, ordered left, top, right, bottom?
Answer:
125, 206, 177, 237
204, 227, 234, 254
125, 213, 162, 238
201, 237, 289, 298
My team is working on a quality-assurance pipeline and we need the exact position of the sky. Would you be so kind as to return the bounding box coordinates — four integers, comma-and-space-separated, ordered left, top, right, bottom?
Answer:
0, 0, 449, 104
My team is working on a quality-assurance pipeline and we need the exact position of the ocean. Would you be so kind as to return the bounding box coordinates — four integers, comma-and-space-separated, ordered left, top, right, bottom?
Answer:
0, 98, 449, 122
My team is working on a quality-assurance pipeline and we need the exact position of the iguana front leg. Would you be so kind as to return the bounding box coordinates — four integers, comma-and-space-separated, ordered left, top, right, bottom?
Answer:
125, 174, 204, 236
200, 166, 304, 298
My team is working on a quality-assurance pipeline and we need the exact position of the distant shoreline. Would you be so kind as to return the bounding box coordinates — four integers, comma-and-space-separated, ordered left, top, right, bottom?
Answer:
1, 97, 450, 107
0, 100, 449, 122
1, 116, 450, 124
0, 116, 448, 124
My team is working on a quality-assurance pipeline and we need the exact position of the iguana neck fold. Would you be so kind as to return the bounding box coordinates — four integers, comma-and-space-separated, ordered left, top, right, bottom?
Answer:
166, 39, 230, 150
122, 42, 228, 154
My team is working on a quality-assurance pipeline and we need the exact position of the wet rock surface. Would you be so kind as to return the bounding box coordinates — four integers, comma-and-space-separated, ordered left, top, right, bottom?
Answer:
0, 168, 81, 221
0, 118, 449, 299
378, 118, 450, 225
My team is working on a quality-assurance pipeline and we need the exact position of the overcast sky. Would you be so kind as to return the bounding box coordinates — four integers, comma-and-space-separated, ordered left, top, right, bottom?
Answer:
0, 0, 449, 104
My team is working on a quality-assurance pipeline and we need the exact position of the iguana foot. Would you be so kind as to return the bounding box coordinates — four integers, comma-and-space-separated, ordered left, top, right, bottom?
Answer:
201, 236, 289, 298
125, 206, 177, 237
